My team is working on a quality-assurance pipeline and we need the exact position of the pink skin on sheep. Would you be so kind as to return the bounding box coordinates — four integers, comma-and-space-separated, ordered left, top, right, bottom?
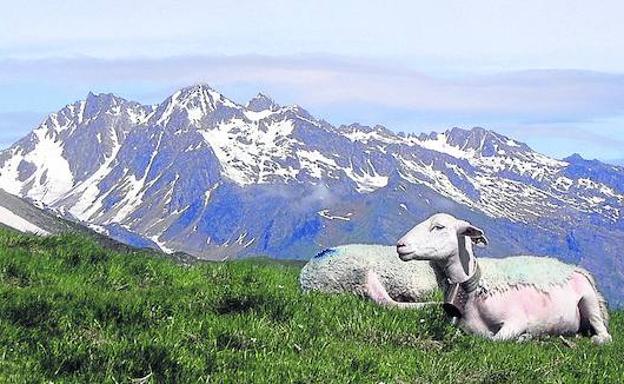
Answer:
396, 213, 612, 344
467, 274, 602, 340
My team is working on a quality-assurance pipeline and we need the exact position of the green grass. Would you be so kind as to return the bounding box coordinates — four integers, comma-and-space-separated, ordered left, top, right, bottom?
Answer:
0, 228, 622, 383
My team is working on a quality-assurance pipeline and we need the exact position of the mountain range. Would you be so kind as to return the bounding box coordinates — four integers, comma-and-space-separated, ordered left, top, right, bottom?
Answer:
0, 84, 623, 306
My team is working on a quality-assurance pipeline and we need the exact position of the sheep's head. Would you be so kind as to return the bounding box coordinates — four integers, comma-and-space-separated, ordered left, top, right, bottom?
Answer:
396, 213, 488, 262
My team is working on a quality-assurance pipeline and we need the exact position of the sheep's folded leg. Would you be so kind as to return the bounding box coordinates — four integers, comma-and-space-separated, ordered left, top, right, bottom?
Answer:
578, 296, 612, 345
394, 301, 438, 309
585, 316, 612, 345
364, 270, 436, 310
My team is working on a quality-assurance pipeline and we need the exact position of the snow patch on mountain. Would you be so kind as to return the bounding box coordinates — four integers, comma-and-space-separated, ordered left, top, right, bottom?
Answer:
344, 164, 389, 193
0, 127, 74, 205
69, 128, 123, 220
297, 150, 338, 179
412, 132, 474, 159
399, 158, 474, 207
317, 209, 352, 221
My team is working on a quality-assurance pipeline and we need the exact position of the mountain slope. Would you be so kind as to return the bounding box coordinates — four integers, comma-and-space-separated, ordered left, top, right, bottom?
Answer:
0, 189, 52, 235
1, 84, 623, 305
0, 187, 170, 255
0, 188, 103, 236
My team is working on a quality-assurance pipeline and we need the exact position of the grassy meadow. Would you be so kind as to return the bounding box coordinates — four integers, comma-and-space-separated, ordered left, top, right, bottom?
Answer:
0, 228, 622, 383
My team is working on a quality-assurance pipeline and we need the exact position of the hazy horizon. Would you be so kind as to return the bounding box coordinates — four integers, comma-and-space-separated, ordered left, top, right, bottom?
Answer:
2, 0, 623, 161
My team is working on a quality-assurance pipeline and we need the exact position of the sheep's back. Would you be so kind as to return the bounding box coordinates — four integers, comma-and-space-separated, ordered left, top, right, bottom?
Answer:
479, 255, 577, 293
299, 244, 437, 301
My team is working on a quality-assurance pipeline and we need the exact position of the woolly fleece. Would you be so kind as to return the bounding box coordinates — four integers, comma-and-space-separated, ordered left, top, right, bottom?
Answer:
299, 244, 438, 302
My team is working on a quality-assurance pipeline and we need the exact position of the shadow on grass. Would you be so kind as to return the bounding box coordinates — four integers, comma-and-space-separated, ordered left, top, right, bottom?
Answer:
215, 293, 294, 323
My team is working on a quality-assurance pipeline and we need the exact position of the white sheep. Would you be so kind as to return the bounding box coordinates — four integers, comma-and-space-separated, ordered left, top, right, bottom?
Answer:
299, 244, 439, 309
396, 213, 612, 344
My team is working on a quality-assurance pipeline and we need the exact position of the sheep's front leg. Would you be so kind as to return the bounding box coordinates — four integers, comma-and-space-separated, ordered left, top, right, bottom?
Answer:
490, 321, 526, 342
365, 270, 436, 310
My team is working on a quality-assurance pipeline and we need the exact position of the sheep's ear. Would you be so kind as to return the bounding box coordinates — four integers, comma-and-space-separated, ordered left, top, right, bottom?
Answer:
457, 221, 488, 247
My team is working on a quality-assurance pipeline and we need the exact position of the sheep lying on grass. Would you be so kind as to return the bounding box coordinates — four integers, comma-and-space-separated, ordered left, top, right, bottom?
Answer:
396, 213, 612, 345
300, 244, 439, 309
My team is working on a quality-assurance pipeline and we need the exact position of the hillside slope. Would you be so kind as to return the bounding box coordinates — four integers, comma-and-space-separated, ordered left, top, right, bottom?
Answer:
0, 188, 170, 253
0, 229, 622, 383
0, 188, 55, 235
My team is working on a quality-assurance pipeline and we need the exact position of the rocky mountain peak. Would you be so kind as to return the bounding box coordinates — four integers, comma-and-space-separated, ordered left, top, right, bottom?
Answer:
430, 126, 531, 157
82, 92, 128, 118
246, 92, 280, 112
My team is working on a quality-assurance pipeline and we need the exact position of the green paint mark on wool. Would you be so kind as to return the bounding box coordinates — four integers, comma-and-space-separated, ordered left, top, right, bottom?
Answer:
479, 256, 577, 293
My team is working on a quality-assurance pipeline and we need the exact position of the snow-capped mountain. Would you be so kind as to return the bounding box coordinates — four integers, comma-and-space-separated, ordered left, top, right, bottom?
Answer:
1, 84, 623, 305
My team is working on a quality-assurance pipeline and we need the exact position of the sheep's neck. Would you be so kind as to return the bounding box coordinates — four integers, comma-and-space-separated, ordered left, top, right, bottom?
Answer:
438, 236, 475, 285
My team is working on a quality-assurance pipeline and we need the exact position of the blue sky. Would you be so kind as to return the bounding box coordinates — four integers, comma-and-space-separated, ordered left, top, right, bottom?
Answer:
1, 0, 623, 161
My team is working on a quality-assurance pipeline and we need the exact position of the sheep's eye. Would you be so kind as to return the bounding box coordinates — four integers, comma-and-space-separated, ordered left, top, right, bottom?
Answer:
431, 225, 445, 231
